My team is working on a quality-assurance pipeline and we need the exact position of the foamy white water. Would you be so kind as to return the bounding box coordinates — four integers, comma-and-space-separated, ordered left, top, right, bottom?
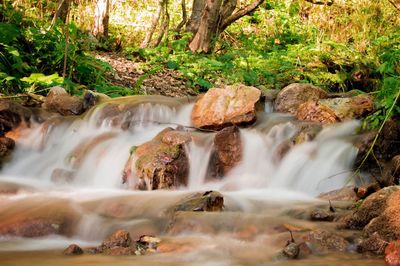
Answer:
0, 96, 359, 196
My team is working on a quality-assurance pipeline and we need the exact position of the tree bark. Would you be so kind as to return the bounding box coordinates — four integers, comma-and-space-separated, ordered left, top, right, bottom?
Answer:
141, 0, 164, 48
93, 0, 110, 38
52, 0, 71, 25
154, 0, 170, 47
186, 0, 265, 53
175, 0, 187, 32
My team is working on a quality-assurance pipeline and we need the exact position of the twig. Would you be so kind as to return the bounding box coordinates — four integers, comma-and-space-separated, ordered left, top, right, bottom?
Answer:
355, 88, 400, 175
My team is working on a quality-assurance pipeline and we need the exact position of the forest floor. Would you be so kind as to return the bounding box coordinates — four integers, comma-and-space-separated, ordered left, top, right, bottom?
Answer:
94, 52, 197, 97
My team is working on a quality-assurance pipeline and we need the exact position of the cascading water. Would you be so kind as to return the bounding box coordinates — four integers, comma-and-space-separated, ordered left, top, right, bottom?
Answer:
0, 96, 373, 266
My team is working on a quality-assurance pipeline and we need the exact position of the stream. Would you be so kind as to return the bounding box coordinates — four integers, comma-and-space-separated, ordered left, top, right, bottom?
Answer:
0, 95, 380, 265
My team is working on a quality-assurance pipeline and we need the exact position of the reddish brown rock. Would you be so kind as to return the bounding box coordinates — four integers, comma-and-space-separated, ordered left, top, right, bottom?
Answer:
0, 218, 64, 237
296, 101, 339, 124
123, 128, 189, 190
210, 126, 242, 177
364, 190, 400, 241
357, 232, 388, 255
305, 230, 349, 253
296, 94, 374, 124
103, 247, 136, 256
319, 94, 374, 120
101, 229, 132, 250
341, 186, 399, 230
0, 137, 15, 158
191, 85, 261, 129
354, 182, 381, 199
42, 87, 85, 116
274, 83, 328, 114
63, 244, 83, 255
386, 241, 400, 266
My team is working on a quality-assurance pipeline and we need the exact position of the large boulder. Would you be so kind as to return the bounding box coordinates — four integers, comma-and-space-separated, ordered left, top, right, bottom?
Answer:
209, 126, 242, 177
364, 190, 400, 241
42, 87, 85, 116
296, 94, 374, 124
122, 128, 190, 190
274, 83, 328, 114
191, 85, 261, 129
340, 186, 400, 230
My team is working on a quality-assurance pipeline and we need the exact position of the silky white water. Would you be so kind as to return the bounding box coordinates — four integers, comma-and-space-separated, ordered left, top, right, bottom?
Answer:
0, 96, 358, 195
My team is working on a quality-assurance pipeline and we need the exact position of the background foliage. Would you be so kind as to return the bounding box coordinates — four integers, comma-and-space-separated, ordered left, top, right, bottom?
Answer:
0, 0, 399, 125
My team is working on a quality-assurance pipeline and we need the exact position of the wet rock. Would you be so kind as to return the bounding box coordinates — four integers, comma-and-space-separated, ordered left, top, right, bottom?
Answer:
104, 247, 136, 256
310, 209, 335, 222
0, 218, 64, 237
171, 191, 224, 212
292, 123, 322, 145
340, 186, 399, 230
298, 242, 312, 258
100, 229, 132, 250
0, 100, 32, 136
123, 128, 189, 190
63, 244, 84, 255
136, 235, 161, 254
364, 190, 400, 241
281, 242, 300, 259
84, 247, 102, 254
354, 182, 381, 199
305, 230, 349, 253
296, 94, 374, 124
0, 137, 15, 158
161, 130, 192, 145
385, 240, 400, 266
274, 83, 328, 114
191, 84, 261, 129
318, 186, 359, 201
357, 232, 388, 255
209, 126, 242, 177
42, 87, 85, 116
382, 155, 400, 187
273, 140, 293, 163
296, 101, 339, 124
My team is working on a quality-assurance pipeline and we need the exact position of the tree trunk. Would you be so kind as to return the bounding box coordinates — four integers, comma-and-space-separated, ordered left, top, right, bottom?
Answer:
175, 0, 187, 32
93, 0, 110, 38
154, 0, 170, 47
141, 0, 164, 48
186, 0, 265, 53
52, 0, 71, 25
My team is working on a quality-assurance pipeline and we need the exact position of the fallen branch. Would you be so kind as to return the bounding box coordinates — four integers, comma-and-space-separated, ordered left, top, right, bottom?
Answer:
388, 0, 400, 11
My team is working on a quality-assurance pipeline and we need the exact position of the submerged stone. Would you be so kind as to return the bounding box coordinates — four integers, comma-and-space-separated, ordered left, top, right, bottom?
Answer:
63, 244, 84, 255
171, 191, 224, 213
